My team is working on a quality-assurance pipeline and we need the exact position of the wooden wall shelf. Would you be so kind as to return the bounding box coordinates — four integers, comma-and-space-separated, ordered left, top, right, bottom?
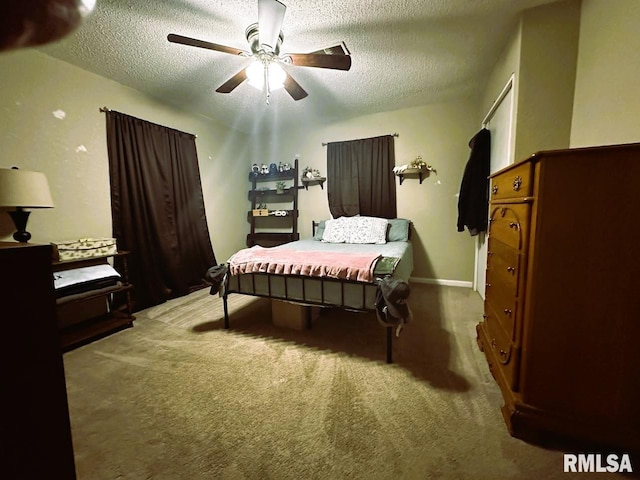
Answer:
300, 177, 326, 190
395, 168, 431, 185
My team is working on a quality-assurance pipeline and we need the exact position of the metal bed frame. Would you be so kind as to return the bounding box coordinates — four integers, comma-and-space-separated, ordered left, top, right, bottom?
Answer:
221, 220, 398, 362
221, 271, 395, 363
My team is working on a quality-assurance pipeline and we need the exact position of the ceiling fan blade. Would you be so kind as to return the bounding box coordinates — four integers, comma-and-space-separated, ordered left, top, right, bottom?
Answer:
283, 73, 308, 101
168, 33, 245, 56
215, 69, 248, 93
258, 0, 286, 51
310, 42, 350, 56
286, 53, 351, 71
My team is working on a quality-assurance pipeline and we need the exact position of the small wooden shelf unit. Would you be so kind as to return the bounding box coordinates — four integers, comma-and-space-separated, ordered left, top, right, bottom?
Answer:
52, 250, 135, 350
247, 159, 300, 247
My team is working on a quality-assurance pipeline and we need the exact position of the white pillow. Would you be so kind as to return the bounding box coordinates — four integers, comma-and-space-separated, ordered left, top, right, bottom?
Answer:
348, 216, 388, 244
321, 217, 349, 243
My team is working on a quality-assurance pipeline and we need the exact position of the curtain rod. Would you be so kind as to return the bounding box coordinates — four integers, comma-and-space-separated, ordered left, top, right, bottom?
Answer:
99, 106, 197, 138
322, 132, 399, 147
481, 73, 514, 128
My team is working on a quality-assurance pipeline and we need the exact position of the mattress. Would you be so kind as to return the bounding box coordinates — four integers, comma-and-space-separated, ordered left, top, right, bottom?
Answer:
226, 239, 413, 310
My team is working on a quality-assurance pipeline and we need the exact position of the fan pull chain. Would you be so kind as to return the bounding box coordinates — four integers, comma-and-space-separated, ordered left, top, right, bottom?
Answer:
264, 61, 271, 105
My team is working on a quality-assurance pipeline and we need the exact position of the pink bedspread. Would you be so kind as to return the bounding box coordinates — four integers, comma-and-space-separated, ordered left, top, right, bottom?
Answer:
229, 246, 381, 283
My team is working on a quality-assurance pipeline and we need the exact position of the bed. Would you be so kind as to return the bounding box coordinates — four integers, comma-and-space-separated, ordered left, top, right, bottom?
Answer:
218, 216, 413, 363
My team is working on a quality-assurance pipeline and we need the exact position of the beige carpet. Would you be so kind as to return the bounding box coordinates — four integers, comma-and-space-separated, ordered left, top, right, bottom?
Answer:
62, 284, 629, 479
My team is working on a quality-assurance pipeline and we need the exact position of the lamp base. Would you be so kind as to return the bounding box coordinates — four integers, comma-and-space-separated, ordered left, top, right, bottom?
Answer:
9, 209, 32, 243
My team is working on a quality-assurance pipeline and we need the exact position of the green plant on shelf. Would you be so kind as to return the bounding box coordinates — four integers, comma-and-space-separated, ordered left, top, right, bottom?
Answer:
275, 181, 287, 194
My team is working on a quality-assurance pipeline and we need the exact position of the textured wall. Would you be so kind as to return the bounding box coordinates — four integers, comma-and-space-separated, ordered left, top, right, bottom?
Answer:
0, 50, 250, 264
515, 0, 580, 160
265, 98, 481, 284
570, 0, 640, 147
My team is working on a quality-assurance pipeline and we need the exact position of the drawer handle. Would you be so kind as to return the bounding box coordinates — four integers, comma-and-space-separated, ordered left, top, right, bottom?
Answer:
509, 222, 519, 230
506, 266, 515, 273
499, 349, 508, 358
513, 175, 522, 191
503, 308, 512, 316
491, 338, 496, 348
482, 314, 488, 319
492, 185, 499, 194
487, 251, 493, 256
485, 283, 492, 288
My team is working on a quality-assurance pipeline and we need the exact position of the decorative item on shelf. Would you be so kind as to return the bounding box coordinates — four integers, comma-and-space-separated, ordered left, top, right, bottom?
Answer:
283, 162, 291, 171
51, 237, 117, 261
269, 163, 278, 175
0, 166, 55, 243
393, 155, 437, 185
270, 210, 288, 216
275, 181, 287, 194
260, 164, 269, 175
300, 166, 326, 190
252, 208, 269, 216
251, 163, 260, 176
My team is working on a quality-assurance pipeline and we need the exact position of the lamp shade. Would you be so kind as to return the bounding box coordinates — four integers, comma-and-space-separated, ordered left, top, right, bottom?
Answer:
0, 168, 55, 208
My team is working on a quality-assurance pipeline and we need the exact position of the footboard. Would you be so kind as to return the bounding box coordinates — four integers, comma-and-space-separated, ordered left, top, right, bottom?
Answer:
221, 271, 395, 363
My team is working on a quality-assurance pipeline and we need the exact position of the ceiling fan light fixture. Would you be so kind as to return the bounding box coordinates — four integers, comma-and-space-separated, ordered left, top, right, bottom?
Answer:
246, 61, 286, 91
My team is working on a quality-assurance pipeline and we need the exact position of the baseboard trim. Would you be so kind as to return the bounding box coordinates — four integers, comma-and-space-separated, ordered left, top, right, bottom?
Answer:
410, 277, 473, 288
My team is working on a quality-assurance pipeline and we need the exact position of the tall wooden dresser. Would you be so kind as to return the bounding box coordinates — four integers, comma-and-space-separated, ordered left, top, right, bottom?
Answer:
1, 242, 76, 478
476, 143, 640, 453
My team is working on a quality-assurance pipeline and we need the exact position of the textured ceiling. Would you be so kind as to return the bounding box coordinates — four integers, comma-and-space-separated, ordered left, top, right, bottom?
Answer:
40, 0, 562, 134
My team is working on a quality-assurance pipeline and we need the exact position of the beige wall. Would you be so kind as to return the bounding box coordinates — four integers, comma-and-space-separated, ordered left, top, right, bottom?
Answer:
481, 0, 581, 164
9, 0, 635, 286
481, 19, 522, 165
263, 98, 482, 284
516, 0, 580, 160
484, 0, 640, 154
0, 49, 479, 284
570, 0, 640, 147
0, 49, 250, 264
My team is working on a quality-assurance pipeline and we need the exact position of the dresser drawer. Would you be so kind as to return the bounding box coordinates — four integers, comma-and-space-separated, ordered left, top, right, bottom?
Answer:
485, 274, 518, 341
489, 204, 530, 250
490, 161, 533, 200
484, 304, 520, 391
486, 238, 521, 296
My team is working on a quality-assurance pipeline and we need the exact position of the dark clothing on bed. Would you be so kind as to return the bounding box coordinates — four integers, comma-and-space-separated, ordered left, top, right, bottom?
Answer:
206, 264, 228, 295
375, 277, 411, 336
457, 128, 491, 236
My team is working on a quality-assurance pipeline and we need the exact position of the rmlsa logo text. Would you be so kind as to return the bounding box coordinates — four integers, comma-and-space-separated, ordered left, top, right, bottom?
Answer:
564, 454, 633, 473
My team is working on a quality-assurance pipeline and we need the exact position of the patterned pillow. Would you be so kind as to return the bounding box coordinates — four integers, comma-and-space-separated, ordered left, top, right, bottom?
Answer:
348, 216, 388, 244
321, 217, 349, 243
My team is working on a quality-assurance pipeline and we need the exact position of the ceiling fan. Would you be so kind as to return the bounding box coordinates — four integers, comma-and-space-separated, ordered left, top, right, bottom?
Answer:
167, 0, 351, 104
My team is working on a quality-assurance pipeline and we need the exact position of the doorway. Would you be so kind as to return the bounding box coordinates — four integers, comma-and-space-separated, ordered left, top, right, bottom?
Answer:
474, 75, 515, 299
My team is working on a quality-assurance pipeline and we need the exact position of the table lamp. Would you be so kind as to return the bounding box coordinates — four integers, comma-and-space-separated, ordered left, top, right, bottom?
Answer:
0, 167, 55, 242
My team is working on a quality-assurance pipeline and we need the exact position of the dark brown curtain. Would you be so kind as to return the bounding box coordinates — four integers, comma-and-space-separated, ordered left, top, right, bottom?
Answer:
326, 134, 397, 218
106, 111, 216, 311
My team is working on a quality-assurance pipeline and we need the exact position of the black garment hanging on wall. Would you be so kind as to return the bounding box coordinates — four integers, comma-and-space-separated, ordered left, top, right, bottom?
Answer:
457, 128, 491, 236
